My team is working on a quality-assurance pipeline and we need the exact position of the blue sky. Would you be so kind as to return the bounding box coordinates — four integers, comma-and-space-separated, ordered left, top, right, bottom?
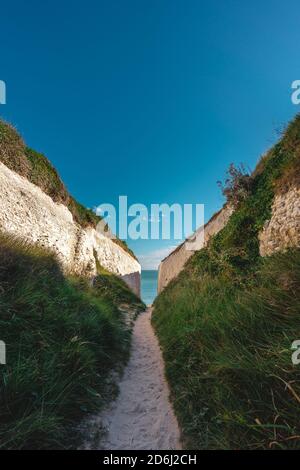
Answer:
1, 0, 300, 268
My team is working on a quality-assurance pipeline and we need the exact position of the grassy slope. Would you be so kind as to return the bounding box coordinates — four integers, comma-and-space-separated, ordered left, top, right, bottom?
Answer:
0, 234, 144, 450
93, 263, 143, 311
153, 114, 300, 449
0, 119, 136, 259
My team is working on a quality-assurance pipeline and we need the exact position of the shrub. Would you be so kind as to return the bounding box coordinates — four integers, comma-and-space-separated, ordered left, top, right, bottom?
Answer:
217, 163, 253, 208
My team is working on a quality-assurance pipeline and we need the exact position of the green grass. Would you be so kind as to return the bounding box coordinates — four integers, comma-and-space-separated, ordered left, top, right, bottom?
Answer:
93, 266, 145, 312
0, 120, 29, 177
0, 233, 141, 449
153, 113, 300, 449
0, 119, 136, 258
153, 250, 300, 449
25, 147, 69, 204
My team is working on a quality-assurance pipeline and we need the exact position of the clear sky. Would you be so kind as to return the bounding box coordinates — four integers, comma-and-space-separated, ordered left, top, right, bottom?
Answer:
1, 0, 300, 268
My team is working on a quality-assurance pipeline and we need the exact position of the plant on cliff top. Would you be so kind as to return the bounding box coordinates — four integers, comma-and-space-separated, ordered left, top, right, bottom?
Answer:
25, 147, 69, 204
0, 121, 29, 177
217, 163, 253, 208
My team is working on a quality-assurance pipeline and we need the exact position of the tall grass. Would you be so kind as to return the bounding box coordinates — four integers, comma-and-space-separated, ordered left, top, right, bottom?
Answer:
0, 234, 142, 449
153, 250, 300, 449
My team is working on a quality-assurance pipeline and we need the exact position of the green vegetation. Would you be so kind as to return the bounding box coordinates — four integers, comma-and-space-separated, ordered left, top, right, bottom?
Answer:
0, 120, 29, 177
67, 195, 104, 228
153, 114, 300, 449
25, 147, 69, 204
94, 264, 144, 312
0, 120, 136, 257
0, 233, 143, 449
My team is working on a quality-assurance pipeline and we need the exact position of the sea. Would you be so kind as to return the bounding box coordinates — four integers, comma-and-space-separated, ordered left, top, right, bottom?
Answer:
141, 270, 158, 306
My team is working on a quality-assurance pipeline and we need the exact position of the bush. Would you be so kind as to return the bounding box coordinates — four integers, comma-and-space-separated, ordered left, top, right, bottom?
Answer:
217, 163, 253, 208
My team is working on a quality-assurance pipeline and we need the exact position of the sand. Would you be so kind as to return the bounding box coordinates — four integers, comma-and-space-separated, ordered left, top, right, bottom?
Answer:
95, 307, 181, 450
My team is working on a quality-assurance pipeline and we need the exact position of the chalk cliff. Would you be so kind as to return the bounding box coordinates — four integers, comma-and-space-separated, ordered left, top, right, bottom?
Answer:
259, 186, 300, 257
0, 161, 141, 296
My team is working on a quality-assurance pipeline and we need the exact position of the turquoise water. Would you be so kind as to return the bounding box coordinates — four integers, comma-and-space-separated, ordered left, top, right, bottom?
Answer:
141, 270, 158, 305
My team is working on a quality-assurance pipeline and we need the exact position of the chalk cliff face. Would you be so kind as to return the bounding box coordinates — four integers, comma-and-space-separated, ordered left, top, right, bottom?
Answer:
158, 205, 234, 292
0, 161, 141, 296
259, 186, 300, 257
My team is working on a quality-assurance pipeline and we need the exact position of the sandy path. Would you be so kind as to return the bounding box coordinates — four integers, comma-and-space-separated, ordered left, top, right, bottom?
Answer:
97, 308, 181, 450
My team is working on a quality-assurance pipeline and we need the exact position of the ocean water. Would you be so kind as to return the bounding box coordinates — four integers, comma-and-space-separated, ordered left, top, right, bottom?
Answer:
141, 270, 158, 306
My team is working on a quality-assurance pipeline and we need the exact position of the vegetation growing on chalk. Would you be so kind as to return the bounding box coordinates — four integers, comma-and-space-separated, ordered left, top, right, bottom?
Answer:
153, 114, 300, 449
